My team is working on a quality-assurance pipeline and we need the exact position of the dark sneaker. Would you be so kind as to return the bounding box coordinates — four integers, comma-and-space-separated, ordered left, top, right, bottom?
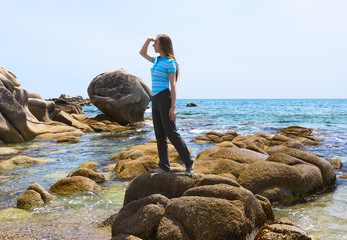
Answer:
150, 167, 169, 173
185, 167, 194, 176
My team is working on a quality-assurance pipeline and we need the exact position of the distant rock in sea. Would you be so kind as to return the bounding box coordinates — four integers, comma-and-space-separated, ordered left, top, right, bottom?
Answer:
48, 94, 91, 114
186, 102, 198, 107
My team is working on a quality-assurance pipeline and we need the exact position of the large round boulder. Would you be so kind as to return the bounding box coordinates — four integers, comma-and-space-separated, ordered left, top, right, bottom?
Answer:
194, 147, 268, 178
237, 160, 323, 203
87, 68, 151, 125
112, 173, 274, 240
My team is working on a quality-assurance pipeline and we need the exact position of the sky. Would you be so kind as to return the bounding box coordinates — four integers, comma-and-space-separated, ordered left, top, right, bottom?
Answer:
1, 0, 347, 99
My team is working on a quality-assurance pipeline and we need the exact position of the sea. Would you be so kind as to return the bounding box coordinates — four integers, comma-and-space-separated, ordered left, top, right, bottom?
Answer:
0, 99, 346, 239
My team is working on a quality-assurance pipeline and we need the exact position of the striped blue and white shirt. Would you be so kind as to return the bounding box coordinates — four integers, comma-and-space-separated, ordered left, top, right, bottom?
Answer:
151, 56, 177, 96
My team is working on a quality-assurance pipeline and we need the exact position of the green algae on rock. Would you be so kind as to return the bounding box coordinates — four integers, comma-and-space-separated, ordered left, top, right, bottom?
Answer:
17, 184, 55, 210
49, 176, 101, 194
0, 208, 31, 221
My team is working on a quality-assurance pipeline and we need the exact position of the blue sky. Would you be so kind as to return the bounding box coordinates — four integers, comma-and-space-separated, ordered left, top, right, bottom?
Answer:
1, 0, 346, 99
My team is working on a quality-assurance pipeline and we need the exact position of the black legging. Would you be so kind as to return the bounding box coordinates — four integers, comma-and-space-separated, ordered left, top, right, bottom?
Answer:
151, 88, 194, 171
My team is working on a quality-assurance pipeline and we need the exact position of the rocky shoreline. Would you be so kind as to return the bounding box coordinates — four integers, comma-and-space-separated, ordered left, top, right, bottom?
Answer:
0, 66, 344, 239
2, 124, 340, 239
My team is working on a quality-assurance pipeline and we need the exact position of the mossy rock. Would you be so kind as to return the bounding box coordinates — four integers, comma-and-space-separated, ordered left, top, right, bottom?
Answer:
49, 176, 101, 194
17, 190, 45, 210
68, 168, 106, 183
78, 161, 98, 171
0, 208, 31, 221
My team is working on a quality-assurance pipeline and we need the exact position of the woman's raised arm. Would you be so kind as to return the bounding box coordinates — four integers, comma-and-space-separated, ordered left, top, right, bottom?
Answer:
139, 38, 155, 63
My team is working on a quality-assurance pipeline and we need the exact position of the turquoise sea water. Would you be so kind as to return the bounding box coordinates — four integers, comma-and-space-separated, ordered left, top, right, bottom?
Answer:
0, 99, 347, 239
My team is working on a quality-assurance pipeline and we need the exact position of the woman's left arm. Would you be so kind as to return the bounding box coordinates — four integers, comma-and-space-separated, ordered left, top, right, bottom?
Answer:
169, 72, 177, 121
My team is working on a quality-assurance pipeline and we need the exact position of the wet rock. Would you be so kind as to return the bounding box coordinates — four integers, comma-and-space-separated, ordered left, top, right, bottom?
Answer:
192, 131, 238, 143
112, 173, 274, 240
191, 135, 210, 142
237, 160, 323, 204
28, 183, 55, 202
17, 184, 55, 210
88, 68, 151, 125
49, 176, 101, 194
100, 213, 118, 227
186, 102, 198, 107
56, 135, 81, 144
114, 156, 158, 179
78, 161, 97, 171
327, 158, 343, 171
279, 126, 322, 146
198, 147, 268, 164
280, 148, 336, 188
127, 122, 148, 127
67, 167, 106, 183
195, 148, 268, 178
32, 127, 84, 141
112, 234, 143, 240
0, 147, 20, 155
81, 115, 132, 132
0, 155, 55, 169
255, 217, 313, 240
0, 208, 31, 221
112, 140, 191, 179
279, 126, 313, 138
17, 190, 44, 210
193, 129, 337, 204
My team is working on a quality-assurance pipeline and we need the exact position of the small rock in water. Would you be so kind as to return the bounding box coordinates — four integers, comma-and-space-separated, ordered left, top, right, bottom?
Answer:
78, 161, 98, 171
327, 158, 343, 171
17, 184, 55, 210
0, 147, 20, 155
255, 217, 313, 240
186, 102, 198, 107
0, 156, 55, 169
56, 136, 81, 144
49, 176, 101, 194
67, 168, 106, 183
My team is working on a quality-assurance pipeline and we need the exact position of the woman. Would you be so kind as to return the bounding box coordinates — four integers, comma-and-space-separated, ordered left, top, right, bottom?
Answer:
139, 34, 194, 175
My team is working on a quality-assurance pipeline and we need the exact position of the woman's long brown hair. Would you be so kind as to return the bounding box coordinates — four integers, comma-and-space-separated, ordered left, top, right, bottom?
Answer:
157, 34, 179, 80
